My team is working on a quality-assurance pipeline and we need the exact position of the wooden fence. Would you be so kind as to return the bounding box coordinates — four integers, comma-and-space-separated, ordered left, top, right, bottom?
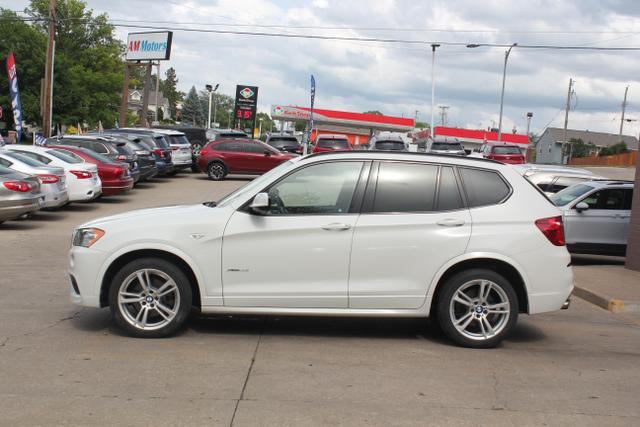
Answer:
569, 150, 638, 167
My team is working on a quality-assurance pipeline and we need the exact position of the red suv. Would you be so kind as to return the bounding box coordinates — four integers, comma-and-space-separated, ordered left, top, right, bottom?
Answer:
198, 139, 297, 181
311, 134, 352, 153
49, 145, 134, 195
480, 144, 525, 164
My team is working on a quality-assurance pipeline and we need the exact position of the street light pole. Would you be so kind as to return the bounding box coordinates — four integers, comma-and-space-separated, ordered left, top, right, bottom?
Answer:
430, 44, 440, 138
205, 83, 219, 129
497, 43, 517, 143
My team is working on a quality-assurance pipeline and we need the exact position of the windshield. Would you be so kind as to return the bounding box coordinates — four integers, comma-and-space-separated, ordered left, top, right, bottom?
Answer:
432, 142, 463, 151
168, 135, 190, 145
318, 139, 349, 149
216, 160, 297, 208
550, 184, 594, 206
374, 141, 406, 150
493, 146, 522, 155
47, 149, 83, 163
4, 151, 47, 167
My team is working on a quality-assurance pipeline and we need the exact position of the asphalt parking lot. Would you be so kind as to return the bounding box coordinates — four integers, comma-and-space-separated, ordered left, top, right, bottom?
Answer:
1, 173, 640, 426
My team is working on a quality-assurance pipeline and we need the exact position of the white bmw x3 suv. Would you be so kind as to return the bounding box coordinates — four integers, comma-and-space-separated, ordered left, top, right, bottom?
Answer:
69, 152, 573, 348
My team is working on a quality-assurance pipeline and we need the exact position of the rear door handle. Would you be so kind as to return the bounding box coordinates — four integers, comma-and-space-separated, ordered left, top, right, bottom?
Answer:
321, 223, 352, 231
436, 219, 466, 227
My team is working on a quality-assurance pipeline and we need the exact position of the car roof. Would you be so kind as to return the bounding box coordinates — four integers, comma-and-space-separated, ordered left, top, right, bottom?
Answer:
316, 134, 349, 140
581, 179, 635, 189
148, 128, 185, 136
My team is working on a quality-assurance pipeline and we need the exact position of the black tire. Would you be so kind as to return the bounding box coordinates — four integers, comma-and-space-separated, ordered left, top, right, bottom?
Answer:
108, 257, 193, 338
435, 269, 518, 348
191, 163, 201, 173
207, 161, 227, 181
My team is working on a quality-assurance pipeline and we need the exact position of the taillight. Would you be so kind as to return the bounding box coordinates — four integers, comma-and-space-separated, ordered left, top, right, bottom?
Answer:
37, 174, 60, 184
70, 170, 92, 179
116, 154, 126, 161
200, 149, 209, 156
3, 181, 32, 192
535, 216, 565, 246
171, 146, 178, 151
154, 148, 165, 158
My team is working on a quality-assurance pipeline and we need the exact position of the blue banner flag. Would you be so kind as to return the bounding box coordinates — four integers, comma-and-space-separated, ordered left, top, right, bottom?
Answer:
6, 52, 23, 142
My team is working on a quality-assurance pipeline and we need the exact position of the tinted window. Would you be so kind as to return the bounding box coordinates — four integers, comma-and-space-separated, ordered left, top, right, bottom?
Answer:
581, 189, 627, 210
460, 168, 510, 207
4, 151, 47, 167
373, 162, 438, 212
432, 142, 463, 151
154, 136, 170, 149
0, 158, 11, 167
318, 139, 349, 149
492, 146, 522, 155
551, 184, 593, 206
266, 162, 363, 215
243, 143, 269, 154
268, 137, 299, 147
215, 142, 243, 152
623, 189, 633, 210
91, 142, 109, 154
438, 167, 464, 210
47, 149, 83, 163
374, 141, 406, 151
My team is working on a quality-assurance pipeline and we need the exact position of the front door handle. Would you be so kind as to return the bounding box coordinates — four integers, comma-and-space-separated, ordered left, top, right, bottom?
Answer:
436, 218, 466, 227
321, 223, 352, 231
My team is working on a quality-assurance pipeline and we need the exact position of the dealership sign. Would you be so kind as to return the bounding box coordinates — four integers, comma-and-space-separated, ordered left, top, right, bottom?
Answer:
5, 52, 23, 142
234, 85, 259, 123
126, 31, 173, 61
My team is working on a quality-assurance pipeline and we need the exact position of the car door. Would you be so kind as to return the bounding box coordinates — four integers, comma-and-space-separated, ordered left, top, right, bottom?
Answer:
222, 160, 368, 308
218, 142, 248, 173
565, 188, 629, 247
239, 142, 272, 173
349, 162, 472, 309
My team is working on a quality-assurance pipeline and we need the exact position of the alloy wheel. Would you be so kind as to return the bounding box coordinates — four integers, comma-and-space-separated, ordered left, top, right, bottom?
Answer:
208, 163, 225, 180
117, 268, 180, 331
449, 279, 510, 341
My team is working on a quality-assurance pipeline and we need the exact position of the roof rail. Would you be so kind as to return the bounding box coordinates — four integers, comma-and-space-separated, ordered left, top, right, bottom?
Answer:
306, 150, 503, 164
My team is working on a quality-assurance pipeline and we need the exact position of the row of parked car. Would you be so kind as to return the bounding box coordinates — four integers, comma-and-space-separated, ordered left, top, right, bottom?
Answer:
0, 127, 195, 225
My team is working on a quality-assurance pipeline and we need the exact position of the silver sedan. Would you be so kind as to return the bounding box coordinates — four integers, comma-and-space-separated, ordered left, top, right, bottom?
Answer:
0, 150, 69, 209
0, 165, 43, 224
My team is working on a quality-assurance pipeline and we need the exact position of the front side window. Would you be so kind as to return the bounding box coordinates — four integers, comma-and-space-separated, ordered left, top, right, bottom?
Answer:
264, 161, 363, 215
459, 167, 511, 207
580, 189, 627, 210
373, 162, 438, 212
551, 184, 593, 206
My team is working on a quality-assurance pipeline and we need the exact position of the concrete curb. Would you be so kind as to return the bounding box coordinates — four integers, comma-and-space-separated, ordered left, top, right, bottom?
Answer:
573, 286, 640, 313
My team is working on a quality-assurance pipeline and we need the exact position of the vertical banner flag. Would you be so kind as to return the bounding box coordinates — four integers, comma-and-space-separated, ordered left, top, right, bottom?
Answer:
305, 74, 316, 155
6, 52, 23, 142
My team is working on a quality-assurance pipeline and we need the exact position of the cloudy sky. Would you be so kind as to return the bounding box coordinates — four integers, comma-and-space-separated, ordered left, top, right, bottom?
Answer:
6, 0, 640, 136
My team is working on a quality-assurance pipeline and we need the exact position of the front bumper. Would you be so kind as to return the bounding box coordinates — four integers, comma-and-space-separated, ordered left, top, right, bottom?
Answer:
69, 246, 105, 308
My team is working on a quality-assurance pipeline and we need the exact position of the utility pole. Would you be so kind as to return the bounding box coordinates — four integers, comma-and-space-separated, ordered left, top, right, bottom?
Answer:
619, 85, 629, 138
438, 105, 449, 126
563, 78, 574, 163
414, 110, 419, 128
141, 63, 152, 127
42, 0, 56, 137
154, 61, 160, 123
430, 44, 440, 138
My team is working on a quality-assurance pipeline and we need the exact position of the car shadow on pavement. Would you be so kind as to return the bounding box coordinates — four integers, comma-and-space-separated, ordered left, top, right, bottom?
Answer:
571, 254, 625, 266
29, 211, 67, 221
63, 203, 99, 212
94, 196, 130, 204
0, 221, 44, 230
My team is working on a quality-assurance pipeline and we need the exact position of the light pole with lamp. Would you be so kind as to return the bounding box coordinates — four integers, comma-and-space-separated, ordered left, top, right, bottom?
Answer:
205, 83, 219, 129
430, 43, 440, 138
467, 43, 517, 143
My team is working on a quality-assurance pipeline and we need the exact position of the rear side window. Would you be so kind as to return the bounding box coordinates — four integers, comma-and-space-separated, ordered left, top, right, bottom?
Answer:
13, 151, 52, 164
373, 162, 438, 212
460, 168, 511, 207
91, 142, 109, 154
438, 167, 464, 210
548, 176, 590, 193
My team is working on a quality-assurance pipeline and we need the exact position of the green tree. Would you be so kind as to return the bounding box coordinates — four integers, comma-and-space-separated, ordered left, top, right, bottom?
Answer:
26, 0, 124, 127
197, 90, 234, 128
160, 67, 183, 119
0, 9, 47, 129
568, 138, 597, 158
363, 110, 383, 115
599, 142, 628, 157
182, 86, 203, 126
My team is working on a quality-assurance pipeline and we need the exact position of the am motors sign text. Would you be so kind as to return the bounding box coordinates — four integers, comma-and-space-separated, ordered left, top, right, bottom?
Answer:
126, 32, 173, 61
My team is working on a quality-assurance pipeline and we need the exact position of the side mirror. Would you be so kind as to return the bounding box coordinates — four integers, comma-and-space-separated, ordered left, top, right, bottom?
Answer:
575, 202, 589, 213
249, 192, 269, 214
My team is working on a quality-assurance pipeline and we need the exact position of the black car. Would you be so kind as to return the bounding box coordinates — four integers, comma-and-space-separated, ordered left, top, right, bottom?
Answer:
120, 140, 157, 181
105, 129, 175, 176
265, 133, 303, 154
49, 136, 142, 183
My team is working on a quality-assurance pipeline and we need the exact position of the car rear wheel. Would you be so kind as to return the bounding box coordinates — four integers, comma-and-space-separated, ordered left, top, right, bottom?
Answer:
436, 269, 517, 348
109, 258, 192, 338
207, 162, 227, 181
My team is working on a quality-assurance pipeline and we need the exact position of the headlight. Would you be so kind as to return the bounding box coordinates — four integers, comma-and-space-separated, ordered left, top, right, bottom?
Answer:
72, 227, 105, 247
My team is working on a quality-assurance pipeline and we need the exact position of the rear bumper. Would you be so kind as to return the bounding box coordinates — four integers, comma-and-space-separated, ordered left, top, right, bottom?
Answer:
68, 180, 102, 202
138, 165, 158, 181
0, 198, 41, 221
101, 179, 134, 196
42, 189, 69, 208
156, 162, 175, 176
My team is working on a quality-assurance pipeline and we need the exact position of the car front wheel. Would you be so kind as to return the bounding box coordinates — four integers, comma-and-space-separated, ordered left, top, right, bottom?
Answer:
109, 258, 193, 338
436, 269, 518, 348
